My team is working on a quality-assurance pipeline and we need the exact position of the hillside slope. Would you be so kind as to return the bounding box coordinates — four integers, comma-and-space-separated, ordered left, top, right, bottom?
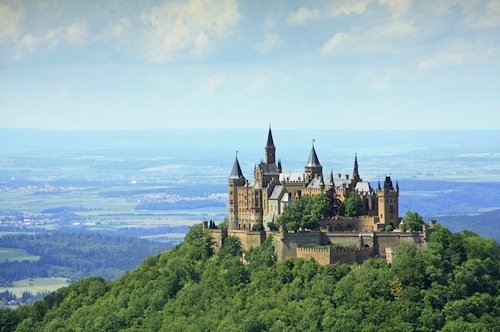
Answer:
1, 225, 499, 332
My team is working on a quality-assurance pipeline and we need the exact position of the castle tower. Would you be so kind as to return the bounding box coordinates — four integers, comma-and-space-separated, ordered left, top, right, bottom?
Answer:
304, 141, 322, 179
265, 126, 276, 165
228, 154, 246, 230
377, 176, 399, 228
352, 153, 361, 183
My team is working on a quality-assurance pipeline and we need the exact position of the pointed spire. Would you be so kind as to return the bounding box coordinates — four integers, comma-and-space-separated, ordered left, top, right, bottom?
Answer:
329, 169, 335, 186
353, 153, 359, 179
265, 125, 275, 148
378, 180, 381, 190
229, 152, 245, 180
305, 139, 321, 167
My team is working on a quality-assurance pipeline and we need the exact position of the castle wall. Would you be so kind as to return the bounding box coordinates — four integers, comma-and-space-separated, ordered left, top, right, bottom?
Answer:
296, 247, 331, 265
273, 231, 326, 261
296, 247, 374, 265
227, 229, 265, 250
374, 232, 427, 257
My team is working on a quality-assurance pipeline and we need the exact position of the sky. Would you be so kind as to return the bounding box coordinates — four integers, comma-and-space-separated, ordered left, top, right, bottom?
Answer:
0, 0, 499, 130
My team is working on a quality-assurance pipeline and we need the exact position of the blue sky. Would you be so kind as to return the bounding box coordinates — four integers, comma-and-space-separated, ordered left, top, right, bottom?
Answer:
0, 0, 499, 130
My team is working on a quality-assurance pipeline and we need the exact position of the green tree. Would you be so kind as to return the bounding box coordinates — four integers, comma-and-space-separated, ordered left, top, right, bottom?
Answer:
278, 194, 328, 232
404, 211, 424, 232
342, 194, 362, 217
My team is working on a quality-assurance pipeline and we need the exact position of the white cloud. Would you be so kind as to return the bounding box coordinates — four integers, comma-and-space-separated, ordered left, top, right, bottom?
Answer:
15, 21, 89, 58
417, 51, 465, 72
461, 0, 500, 29
0, 4, 21, 43
286, 7, 322, 25
141, 0, 241, 62
333, 0, 373, 16
320, 19, 415, 56
416, 38, 498, 72
100, 18, 131, 43
255, 33, 280, 55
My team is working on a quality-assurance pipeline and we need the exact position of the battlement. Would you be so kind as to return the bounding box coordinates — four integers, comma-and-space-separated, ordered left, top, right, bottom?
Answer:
296, 245, 373, 265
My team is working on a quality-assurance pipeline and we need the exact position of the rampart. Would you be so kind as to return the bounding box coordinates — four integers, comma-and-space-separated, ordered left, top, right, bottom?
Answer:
296, 246, 373, 265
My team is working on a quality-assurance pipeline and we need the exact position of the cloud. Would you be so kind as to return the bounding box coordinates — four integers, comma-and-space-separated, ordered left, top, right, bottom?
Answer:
100, 18, 131, 43
416, 38, 498, 72
15, 21, 89, 58
255, 33, 280, 55
417, 51, 465, 72
0, 4, 21, 43
320, 19, 415, 56
333, 0, 373, 16
286, 7, 322, 25
141, 0, 241, 62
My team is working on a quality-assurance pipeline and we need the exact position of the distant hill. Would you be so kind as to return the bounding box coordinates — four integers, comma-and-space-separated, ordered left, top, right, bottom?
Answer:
1, 225, 499, 331
435, 209, 500, 242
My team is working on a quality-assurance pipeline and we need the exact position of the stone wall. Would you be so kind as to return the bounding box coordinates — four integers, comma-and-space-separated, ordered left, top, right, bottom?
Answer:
273, 231, 326, 261
296, 246, 374, 265
296, 247, 331, 265
227, 229, 265, 250
374, 232, 427, 257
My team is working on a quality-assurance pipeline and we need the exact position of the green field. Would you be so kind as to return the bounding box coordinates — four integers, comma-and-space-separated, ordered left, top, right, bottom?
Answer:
0, 247, 40, 263
0, 277, 69, 297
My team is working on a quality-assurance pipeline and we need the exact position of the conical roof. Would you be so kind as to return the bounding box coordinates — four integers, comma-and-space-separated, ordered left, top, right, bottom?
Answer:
266, 127, 275, 148
229, 156, 245, 180
305, 144, 321, 168
353, 153, 359, 178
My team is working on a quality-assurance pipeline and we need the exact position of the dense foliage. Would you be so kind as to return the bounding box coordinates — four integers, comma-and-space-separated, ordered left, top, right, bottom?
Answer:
339, 194, 362, 217
403, 211, 425, 232
278, 194, 328, 231
1, 225, 499, 331
0, 233, 170, 284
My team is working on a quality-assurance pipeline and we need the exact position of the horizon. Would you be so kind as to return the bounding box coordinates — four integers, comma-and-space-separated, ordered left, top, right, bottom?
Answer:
1, 1, 499, 131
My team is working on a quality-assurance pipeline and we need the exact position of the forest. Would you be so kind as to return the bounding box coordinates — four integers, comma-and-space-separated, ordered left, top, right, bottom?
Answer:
1, 223, 499, 332
0, 233, 170, 284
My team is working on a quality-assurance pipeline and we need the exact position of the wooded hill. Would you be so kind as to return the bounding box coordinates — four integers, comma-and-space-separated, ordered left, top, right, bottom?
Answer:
1, 225, 499, 332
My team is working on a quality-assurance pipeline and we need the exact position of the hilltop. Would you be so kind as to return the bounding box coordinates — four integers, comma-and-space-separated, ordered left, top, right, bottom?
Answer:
1, 223, 499, 332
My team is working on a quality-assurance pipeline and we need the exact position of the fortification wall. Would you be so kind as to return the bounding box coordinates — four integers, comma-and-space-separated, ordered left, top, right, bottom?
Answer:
296, 247, 331, 265
296, 246, 374, 265
227, 230, 265, 250
273, 231, 326, 261
374, 232, 427, 257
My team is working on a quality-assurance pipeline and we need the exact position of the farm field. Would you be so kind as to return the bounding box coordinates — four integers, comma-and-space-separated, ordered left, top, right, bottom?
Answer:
0, 247, 40, 263
0, 277, 69, 298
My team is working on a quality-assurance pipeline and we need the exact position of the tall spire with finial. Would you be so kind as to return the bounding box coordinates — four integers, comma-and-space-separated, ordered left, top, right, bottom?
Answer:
329, 169, 335, 186
229, 151, 245, 180
305, 139, 322, 177
306, 139, 321, 168
265, 125, 276, 164
353, 153, 360, 180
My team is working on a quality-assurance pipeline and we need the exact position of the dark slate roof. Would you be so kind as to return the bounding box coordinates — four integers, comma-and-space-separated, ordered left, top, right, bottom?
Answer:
307, 176, 325, 189
353, 154, 359, 177
355, 182, 372, 193
266, 127, 275, 148
305, 145, 322, 168
229, 157, 245, 180
259, 162, 280, 175
269, 185, 285, 200
384, 176, 394, 190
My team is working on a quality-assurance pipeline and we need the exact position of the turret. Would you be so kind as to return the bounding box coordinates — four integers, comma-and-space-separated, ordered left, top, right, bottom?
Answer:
228, 153, 246, 230
304, 140, 322, 178
265, 126, 276, 165
377, 176, 399, 228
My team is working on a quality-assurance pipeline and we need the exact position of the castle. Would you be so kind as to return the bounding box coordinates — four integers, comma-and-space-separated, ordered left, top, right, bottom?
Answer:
209, 128, 433, 265
228, 127, 400, 232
